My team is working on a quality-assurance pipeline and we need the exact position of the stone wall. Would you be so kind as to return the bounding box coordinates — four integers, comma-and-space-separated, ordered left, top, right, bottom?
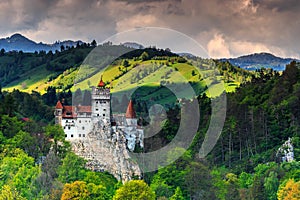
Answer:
70, 123, 141, 182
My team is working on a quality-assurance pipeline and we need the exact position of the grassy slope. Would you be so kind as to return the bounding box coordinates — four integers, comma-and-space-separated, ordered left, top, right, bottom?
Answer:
2, 47, 93, 94
73, 58, 240, 102
2, 51, 243, 102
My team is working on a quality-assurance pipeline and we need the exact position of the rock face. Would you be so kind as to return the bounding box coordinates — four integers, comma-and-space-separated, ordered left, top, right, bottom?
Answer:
70, 123, 141, 182
277, 138, 294, 162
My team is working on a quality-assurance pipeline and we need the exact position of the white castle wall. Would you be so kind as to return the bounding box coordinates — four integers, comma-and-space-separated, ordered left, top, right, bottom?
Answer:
55, 85, 144, 152
62, 119, 77, 139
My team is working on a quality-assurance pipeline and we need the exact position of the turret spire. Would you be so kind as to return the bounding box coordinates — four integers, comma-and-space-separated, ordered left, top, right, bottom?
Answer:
98, 75, 105, 87
55, 100, 63, 109
126, 100, 136, 118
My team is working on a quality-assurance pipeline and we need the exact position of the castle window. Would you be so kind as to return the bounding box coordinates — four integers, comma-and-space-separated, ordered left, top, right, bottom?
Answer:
103, 109, 106, 111
65, 134, 67, 137
71, 134, 73, 138
97, 114, 99, 116
68, 126, 71, 130
79, 134, 81, 137
79, 120, 81, 123
82, 127, 85, 130
66, 120, 68, 122
103, 114, 105, 117
83, 134, 85, 137
96, 101, 98, 104
96, 108, 98, 111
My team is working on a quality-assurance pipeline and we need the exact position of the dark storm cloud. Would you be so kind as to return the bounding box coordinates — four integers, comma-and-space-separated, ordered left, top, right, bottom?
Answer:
115, 0, 181, 3
256, 0, 300, 12
1, 0, 300, 57
0, 0, 59, 34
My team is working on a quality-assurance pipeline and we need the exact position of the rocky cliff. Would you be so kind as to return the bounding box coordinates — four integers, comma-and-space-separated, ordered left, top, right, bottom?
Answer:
70, 122, 141, 182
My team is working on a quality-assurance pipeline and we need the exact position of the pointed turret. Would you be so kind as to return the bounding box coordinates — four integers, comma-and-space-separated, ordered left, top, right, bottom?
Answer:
92, 75, 111, 124
98, 76, 105, 88
126, 100, 136, 119
55, 100, 63, 109
55, 100, 63, 125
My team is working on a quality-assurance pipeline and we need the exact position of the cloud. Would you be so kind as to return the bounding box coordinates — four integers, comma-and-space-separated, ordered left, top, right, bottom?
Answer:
0, 0, 57, 34
229, 41, 271, 56
207, 34, 231, 58
0, 0, 300, 58
116, 15, 166, 32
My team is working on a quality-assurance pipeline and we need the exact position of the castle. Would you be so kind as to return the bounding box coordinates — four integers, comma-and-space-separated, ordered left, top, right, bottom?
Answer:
54, 77, 144, 152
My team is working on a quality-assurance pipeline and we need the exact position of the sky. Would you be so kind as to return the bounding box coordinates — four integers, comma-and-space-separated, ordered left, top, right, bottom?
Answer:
0, 0, 300, 58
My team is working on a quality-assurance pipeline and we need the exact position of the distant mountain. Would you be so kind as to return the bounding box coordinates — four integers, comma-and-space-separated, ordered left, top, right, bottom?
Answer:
0, 33, 83, 52
121, 42, 144, 49
220, 52, 299, 71
178, 52, 196, 58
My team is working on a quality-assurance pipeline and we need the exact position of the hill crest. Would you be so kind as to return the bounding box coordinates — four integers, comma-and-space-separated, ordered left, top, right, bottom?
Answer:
220, 52, 299, 71
0, 33, 83, 52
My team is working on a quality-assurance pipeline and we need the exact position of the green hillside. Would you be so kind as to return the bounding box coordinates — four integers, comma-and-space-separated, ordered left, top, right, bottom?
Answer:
1, 45, 94, 93
2, 46, 252, 104
0, 46, 299, 199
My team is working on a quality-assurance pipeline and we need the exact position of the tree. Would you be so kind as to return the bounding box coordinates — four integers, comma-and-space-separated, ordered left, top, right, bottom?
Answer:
123, 59, 130, 68
61, 181, 90, 200
170, 187, 184, 200
60, 45, 65, 51
191, 70, 196, 76
277, 179, 300, 200
3, 93, 16, 117
0, 149, 40, 199
35, 151, 61, 196
150, 178, 173, 199
58, 152, 86, 183
91, 40, 97, 47
184, 162, 216, 199
87, 183, 111, 200
224, 173, 240, 200
45, 124, 69, 156
43, 86, 57, 106
264, 171, 279, 200
0, 185, 25, 200
0, 115, 24, 138
113, 180, 155, 200
9, 130, 35, 155
0, 48, 5, 56
140, 51, 149, 61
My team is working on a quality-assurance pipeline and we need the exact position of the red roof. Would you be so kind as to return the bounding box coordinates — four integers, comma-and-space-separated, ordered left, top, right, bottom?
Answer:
98, 76, 105, 87
62, 106, 77, 118
77, 106, 92, 113
125, 100, 136, 118
55, 100, 63, 109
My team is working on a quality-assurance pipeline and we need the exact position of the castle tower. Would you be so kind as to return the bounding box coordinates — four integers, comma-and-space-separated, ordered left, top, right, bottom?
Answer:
124, 100, 139, 151
55, 100, 63, 125
125, 100, 137, 126
91, 77, 111, 125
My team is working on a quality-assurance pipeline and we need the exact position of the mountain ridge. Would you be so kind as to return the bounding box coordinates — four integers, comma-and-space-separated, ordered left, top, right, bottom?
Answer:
0, 33, 83, 52
220, 52, 299, 71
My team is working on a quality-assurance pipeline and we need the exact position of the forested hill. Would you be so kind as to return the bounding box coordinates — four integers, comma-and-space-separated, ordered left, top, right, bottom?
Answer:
0, 44, 252, 102
0, 45, 299, 199
221, 52, 298, 71
0, 33, 84, 52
